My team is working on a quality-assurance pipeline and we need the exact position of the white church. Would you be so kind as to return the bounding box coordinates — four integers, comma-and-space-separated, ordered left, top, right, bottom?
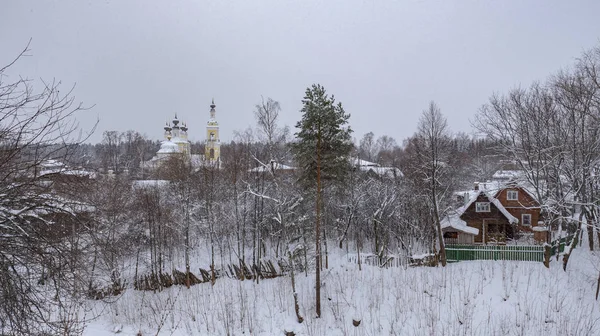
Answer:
142, 100, 221, 171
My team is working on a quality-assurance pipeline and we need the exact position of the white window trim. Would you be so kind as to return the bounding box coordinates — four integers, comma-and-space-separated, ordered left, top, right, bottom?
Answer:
476, 202, 491, 212
507, 190, 518, 201
522, 214, 532, 226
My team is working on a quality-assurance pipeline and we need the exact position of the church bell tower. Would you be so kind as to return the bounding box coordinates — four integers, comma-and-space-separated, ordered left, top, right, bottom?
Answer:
205, 99, 220, 163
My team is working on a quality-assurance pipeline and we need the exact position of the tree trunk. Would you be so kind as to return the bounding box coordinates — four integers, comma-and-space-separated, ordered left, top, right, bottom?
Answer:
303, 232, 309, 277
563, 229, 580, 272
323, 224, 328, 270
289, 250, 304, 323
587, 217, 594, 251
433, 196, 447, 267
596, 271, 600, 301
185, 196, 191, 289
374, 218, 379, 261
356, 230, 362, 271
315, 131, 322, 318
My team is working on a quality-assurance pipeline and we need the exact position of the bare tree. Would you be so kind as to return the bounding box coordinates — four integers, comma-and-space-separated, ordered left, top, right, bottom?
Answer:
254, 96, 289, 161
359, 131, 376, 162
376, 135, 399, 166
0, 42, 95, 334
414, 101, 451, 266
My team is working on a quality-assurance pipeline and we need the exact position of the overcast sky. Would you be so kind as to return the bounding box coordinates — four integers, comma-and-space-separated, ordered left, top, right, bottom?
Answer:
1, 0, 599, 144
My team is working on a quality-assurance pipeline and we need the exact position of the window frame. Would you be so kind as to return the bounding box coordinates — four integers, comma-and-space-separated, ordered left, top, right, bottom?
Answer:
522, 214, 532, 226
507, 190, 519, 201
476, 202, 491, 212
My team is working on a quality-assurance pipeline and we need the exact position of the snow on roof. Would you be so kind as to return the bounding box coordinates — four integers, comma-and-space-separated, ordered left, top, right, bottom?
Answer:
440, 214, 479, 235
157, 140, 179, 154
492, 170, 524, 181
132, 180, 170, 188
458, 190, 519, 224
359, 166, 403, 178
169, 136, 189, 144
248, 161, 296, 173
61, 169, 97, 178
454, 181, 503, 201
352, 158, 378, 167
40, 159, 65, 168
39, 167, 96, 178
489, 196, 519, 224
456, 180, 543, 206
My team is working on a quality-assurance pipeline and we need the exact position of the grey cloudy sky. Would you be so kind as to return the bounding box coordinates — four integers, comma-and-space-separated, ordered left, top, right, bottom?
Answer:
1, 0, 599, 144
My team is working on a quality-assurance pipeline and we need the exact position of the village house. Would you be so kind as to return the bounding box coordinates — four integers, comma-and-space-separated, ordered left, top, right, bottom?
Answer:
443, 181, 547, 245
351, 158, 403, 179
248, 160, 296, 176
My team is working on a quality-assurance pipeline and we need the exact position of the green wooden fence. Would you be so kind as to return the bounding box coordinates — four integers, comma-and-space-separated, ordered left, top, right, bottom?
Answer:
446, 244, 545, 262
446, 235, 575, 263
550, 235, 575, 256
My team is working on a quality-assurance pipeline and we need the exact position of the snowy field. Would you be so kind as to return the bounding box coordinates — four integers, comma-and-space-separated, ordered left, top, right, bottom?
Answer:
82, 247, 600, 336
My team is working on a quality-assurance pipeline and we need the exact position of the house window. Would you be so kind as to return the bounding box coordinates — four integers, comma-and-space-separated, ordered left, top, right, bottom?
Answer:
476, 202, 491, 212
522, 214, 532, 226
507, 190, 518, 200
443, 232, 458, 239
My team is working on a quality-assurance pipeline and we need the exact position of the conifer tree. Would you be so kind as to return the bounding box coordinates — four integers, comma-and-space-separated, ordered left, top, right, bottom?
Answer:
291, 84, 353, 318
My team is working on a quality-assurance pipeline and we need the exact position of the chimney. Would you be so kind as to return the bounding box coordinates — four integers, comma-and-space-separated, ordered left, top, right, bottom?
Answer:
474, 182, 479, 191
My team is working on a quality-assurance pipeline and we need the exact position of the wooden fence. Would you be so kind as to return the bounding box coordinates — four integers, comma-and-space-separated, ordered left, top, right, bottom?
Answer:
347, 253, 405, 268
446, 245, 545, 262
550, 235, 575, 256
446, 235, 575, 263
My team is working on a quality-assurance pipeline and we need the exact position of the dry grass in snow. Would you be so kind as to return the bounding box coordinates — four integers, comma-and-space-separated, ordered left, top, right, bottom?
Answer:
83, 247, 600, 336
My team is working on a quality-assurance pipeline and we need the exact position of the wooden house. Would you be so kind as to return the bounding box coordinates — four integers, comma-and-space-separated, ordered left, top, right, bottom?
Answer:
450, 183, 546, 245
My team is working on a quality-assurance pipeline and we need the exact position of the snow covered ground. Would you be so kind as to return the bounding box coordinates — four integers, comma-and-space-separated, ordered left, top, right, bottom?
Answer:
82, 247, 600, 336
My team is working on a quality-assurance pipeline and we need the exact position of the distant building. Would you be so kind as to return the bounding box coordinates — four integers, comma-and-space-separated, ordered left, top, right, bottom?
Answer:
142, 100, 221, 171
205, 99, 221, 163
157, 114, 191, 158
248, 160, 296, 176
351, 157, 403, 179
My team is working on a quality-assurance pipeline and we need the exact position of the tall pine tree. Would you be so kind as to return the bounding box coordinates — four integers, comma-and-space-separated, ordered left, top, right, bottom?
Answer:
291, 84, 353, 318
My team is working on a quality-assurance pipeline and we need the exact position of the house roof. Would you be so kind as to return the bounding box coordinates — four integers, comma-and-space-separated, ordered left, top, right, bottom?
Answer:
358, 166, 403, 178
351, 157, 403, 177
456, 179, 543, 208
133, 180, 170, 189
352, 158, 379, 167
454, 180, 503, 201
248, 161, 296, 173
441, 213, 479, 235
458, 190, 519, 224
492, 170, 524, 181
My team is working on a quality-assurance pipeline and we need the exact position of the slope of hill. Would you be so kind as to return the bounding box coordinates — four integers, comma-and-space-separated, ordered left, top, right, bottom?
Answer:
82, 246, 600, 336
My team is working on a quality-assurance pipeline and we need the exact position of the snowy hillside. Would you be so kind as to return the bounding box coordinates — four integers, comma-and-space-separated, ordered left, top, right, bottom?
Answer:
82, 247, 600, 336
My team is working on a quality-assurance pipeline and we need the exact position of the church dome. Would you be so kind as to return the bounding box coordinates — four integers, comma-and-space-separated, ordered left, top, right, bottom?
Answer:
157, 140, 179, 154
